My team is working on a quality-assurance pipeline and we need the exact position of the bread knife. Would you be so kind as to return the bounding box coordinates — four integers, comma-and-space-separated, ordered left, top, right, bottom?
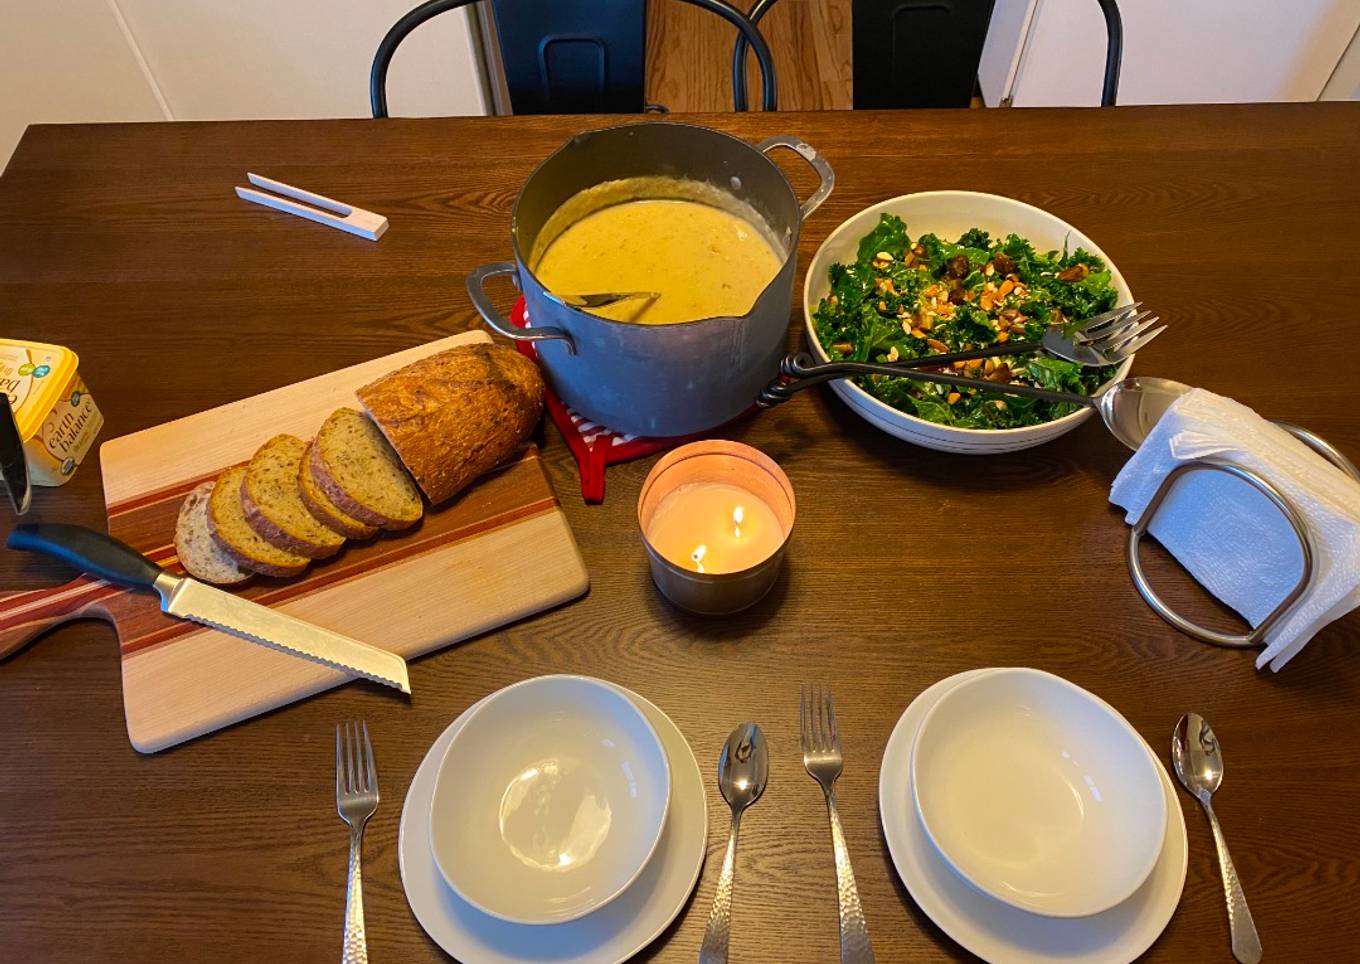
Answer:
7, 523, 410, 694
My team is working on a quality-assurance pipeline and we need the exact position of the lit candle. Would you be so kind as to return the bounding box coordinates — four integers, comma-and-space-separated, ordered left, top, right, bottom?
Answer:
638, 440, 795, 615
645, 482, 784, 574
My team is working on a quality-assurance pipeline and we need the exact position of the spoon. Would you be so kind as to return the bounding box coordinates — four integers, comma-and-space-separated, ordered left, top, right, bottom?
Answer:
548, 290, 660, 309
1172, 712, 1263, 964
1096, 375, 1196, 450
1098, 378, 1360, 480
699, 722, 769, 964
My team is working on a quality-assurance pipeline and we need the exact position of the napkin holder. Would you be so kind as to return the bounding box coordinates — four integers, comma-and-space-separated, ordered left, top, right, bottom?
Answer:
1126, 422, 1358, 648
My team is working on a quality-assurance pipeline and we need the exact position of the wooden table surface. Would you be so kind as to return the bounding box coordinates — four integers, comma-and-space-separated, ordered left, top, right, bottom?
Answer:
2, 104, 1358, 963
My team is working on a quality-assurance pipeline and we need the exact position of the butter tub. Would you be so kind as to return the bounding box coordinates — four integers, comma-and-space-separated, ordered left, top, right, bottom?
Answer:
0, 339, 103, 486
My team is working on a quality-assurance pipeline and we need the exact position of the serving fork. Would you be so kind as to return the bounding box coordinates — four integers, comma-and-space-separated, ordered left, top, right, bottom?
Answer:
336, 721, 379, 964
801, 685, 876, 964
759, 303, 1164, 407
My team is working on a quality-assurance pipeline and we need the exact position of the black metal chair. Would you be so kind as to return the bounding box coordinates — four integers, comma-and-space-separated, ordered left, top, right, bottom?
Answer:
732, 0, 1122, 109
371, 0, 779, 117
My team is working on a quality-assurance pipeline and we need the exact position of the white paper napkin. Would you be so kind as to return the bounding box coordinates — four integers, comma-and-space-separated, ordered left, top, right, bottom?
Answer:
1109, 388, 1360, 671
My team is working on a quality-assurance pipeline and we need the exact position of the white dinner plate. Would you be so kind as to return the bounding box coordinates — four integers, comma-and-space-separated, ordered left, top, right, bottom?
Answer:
399, 683, 707, 964
880, 669, 1187, 964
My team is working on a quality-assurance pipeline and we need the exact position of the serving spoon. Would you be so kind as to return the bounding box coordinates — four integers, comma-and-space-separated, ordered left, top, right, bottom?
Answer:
546, 290, 660, 309
1172, 713, 1263, 964
699, 722, 769, 964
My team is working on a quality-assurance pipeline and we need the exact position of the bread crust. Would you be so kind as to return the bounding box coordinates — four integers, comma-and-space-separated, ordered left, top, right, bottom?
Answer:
241, 435, 344, 559
175, 481, 251, 585
356, 343, 544, 505
310, 410, 421, 531
207, 464, 310, 577
297, 439, 379, 539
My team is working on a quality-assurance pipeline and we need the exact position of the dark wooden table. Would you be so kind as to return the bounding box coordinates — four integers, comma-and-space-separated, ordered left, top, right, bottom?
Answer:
2, 104, 1358, 963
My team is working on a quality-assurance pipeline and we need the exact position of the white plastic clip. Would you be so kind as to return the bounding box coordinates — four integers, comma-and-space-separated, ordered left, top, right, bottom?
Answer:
235, 173, 388, 241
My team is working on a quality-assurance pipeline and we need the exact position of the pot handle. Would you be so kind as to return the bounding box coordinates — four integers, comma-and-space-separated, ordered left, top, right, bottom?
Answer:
757, 136, 835, 222
466, 261, 576, 355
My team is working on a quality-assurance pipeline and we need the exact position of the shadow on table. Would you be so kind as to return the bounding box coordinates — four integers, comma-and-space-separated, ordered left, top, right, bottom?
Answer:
809, 382, 1128, 495
641, 558, 792, 642
631, 884, 704, 962
876, 825, 975, 962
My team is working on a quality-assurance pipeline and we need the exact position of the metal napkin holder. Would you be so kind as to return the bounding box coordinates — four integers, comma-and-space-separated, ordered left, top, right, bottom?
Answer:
1127, 422, 1359, 649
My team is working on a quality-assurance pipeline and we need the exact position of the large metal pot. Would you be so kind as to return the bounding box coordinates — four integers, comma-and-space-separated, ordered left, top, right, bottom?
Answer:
467, 121, 834, 438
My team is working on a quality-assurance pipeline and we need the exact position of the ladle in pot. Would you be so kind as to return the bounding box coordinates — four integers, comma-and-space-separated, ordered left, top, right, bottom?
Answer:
546, 290, 660, 310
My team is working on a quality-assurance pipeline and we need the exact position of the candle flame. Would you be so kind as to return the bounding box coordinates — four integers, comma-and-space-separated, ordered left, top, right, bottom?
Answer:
691, 543, 707, 573
733, 505, 744, 538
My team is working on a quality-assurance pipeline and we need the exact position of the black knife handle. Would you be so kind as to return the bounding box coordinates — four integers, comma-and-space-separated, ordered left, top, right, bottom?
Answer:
7, 523, 163, 589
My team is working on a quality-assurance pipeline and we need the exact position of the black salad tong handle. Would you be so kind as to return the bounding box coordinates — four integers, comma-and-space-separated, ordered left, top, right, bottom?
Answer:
756, 353, 1092, 409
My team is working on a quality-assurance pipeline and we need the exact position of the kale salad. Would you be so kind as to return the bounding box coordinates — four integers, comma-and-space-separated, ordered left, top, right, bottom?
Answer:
811, 214, 1120, 429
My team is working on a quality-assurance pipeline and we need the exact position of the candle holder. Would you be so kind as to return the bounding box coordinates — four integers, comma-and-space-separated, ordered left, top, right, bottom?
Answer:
637, 440, 795, 615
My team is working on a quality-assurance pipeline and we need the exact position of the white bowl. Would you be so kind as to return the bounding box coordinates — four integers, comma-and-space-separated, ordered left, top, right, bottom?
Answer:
910, 668, 1167, 918
802, 191, 1135, 453
428, 675, 671, 925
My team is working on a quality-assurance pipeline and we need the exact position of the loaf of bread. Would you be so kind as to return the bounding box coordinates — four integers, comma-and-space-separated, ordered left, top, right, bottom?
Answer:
356, 343, 544, 505
242, 434, 345, 559
207, 464, 310, 577
175, 481, 250, 585
311, 407, 423, 530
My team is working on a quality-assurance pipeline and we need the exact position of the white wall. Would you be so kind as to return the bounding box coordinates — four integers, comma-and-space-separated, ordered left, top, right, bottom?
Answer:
981, 0, 1360, 106
0, 0, 168, 169
1, 0, 489, 170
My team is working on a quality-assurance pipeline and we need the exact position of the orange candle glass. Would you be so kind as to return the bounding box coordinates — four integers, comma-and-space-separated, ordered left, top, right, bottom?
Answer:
637, 440, 795, 615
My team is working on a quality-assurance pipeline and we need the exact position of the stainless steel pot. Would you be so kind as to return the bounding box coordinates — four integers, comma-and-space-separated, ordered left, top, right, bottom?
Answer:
467, 121, 834, 438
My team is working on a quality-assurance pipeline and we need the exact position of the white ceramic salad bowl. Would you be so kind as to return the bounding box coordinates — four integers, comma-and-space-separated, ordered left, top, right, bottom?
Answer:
802, 191, 1135, 454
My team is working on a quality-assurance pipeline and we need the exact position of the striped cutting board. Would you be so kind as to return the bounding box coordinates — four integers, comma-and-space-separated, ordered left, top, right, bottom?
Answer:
0, 330, 589, 753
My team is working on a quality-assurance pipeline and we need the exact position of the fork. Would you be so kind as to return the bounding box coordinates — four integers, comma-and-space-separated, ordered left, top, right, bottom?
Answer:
336, 721, 379, 964
758, 304, 1164, 407
801, 685, 876, 964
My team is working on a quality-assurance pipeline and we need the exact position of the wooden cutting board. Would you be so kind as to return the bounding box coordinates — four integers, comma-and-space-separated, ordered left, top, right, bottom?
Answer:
0, 331, 589, 753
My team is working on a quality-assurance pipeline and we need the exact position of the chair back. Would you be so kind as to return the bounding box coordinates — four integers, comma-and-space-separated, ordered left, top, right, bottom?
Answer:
852, 0, 997, 109
372, 0, 779, 117
733, 0, 1122, 109
490, 0, 645, 113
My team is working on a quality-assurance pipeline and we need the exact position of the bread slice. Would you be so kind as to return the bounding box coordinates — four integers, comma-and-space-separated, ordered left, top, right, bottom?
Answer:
298, 439, 378, 540
356, 342, 544, 505
207, 464, 310, 577
241, 434, 345, 559
175, 481, 250, 586
311, 408, 422, 531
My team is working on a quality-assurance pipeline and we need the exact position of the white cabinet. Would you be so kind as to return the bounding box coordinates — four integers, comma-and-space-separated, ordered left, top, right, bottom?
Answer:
0, 1, 491, 169
981, 0, 1360, 106
115, 0, 489, 120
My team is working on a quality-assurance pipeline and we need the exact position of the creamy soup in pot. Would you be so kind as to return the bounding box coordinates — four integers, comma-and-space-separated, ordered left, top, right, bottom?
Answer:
532, 197, 784, 325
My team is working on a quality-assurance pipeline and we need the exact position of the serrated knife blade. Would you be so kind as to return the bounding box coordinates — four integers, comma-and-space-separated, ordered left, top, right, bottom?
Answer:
155, 573, 410, 693
4, 522, 410, 694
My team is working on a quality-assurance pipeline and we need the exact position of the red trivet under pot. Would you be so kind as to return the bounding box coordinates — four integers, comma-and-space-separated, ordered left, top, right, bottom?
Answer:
508, 296, 716, 503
